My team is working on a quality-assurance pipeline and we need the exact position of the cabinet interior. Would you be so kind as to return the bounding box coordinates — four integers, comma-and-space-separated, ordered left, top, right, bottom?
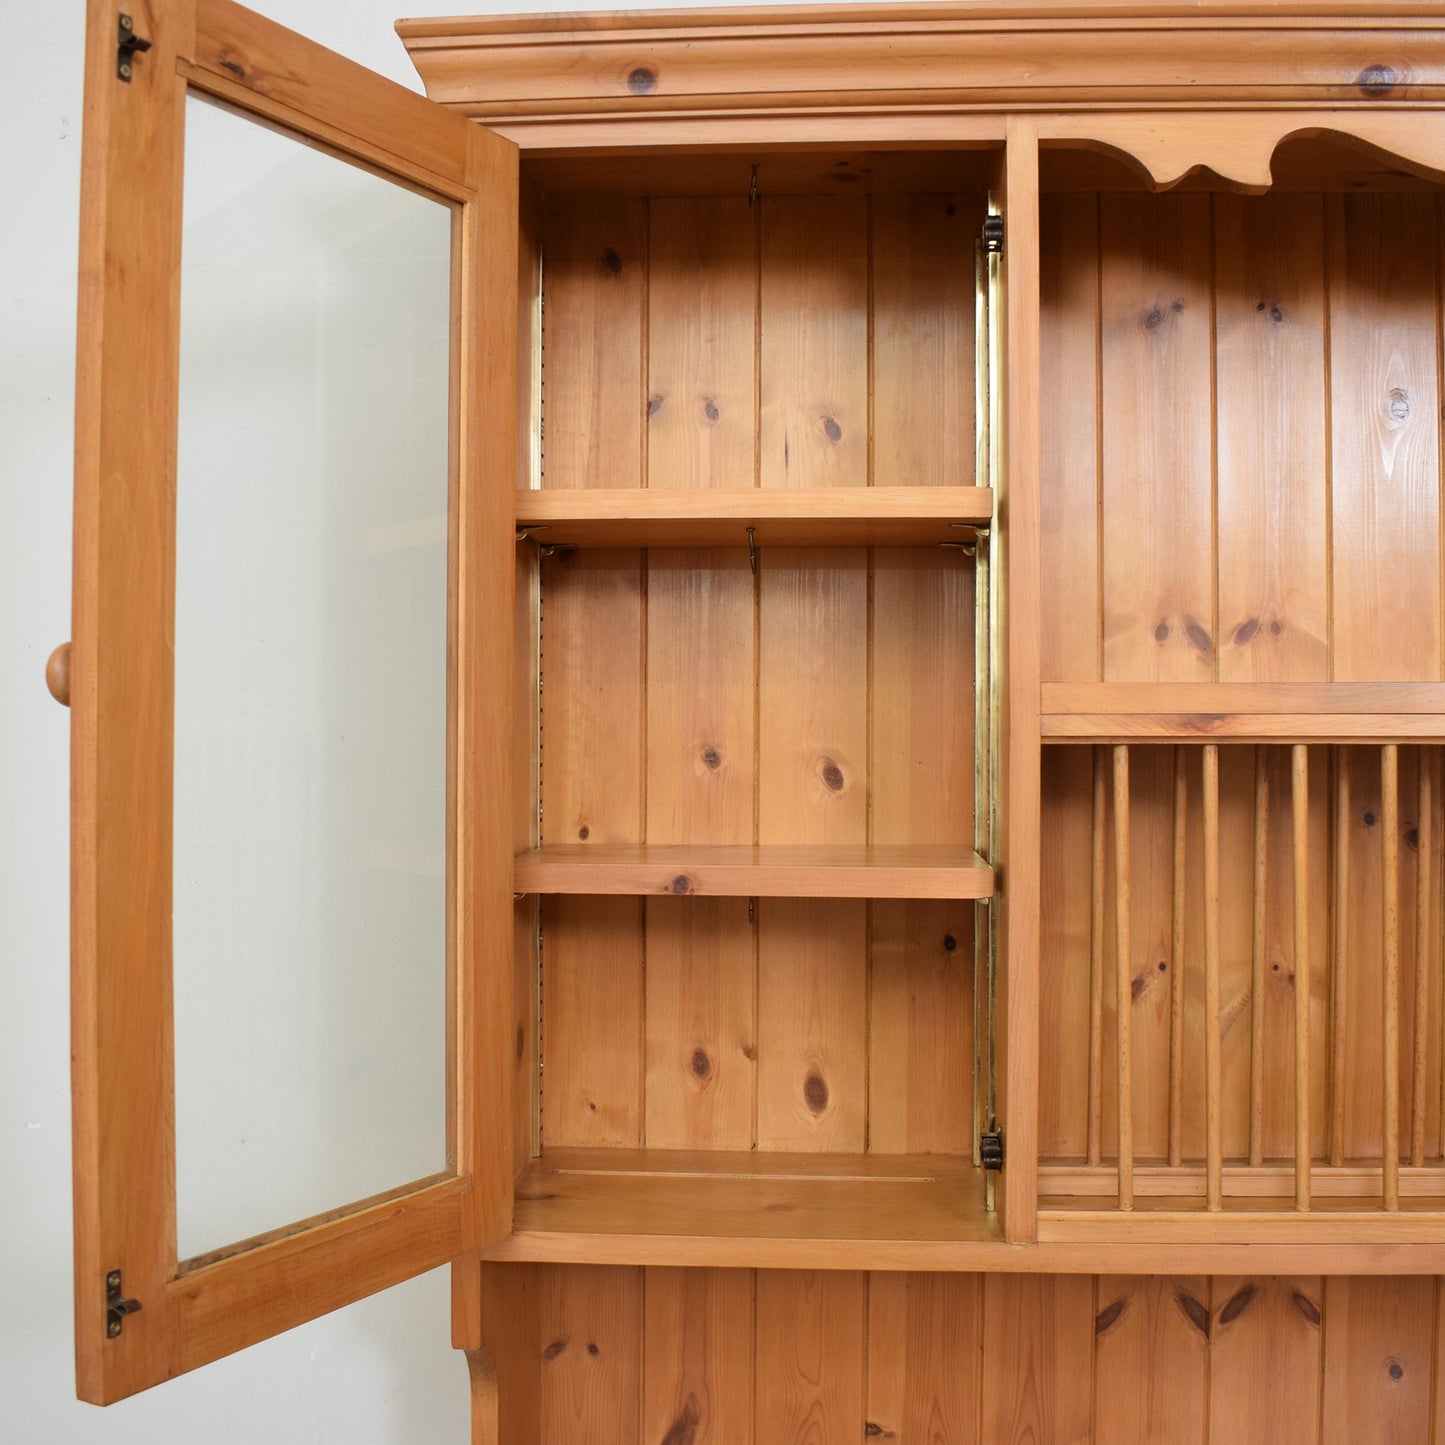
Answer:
508, 147, 1003, 1248
1038, 143, 1445, 1216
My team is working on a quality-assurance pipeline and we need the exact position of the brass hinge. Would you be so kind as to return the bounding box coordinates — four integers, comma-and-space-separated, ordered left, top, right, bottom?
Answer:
105, 1269, 141, 1339
981, 214, 1004, 256
980, 1130, 1004, 1171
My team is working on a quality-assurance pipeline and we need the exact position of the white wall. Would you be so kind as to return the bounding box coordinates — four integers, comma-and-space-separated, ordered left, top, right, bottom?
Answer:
0, 0, 698, 1440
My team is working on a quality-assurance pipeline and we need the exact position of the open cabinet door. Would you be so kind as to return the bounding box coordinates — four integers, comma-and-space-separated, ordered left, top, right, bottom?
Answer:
69, 0, 517, 1404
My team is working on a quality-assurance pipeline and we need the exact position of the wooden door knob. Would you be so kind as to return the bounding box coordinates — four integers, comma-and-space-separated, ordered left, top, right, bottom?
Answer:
46, 642, 71, 707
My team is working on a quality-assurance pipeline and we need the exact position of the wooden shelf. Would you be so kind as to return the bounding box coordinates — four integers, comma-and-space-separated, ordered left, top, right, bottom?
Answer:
486, 1148, 1000, 1269
513, 844, 995, 900
514, 486, 992, 549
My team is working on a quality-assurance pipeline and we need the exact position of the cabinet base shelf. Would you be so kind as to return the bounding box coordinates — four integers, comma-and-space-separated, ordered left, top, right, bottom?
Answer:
487, 1148, 1000, 1269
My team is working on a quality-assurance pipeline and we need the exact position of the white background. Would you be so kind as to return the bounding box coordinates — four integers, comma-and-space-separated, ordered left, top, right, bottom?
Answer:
0, 0, 713, 1440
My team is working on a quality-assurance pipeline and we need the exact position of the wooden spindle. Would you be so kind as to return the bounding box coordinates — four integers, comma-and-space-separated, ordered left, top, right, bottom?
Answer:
1204, 744, 1222, 1212
1292, 745, 1311, 1211
1169, 746, 1187, 1168
1412, 754, 1433, 1168
1088, 747, 1106, 1167
1330, 750, 1350, 1168
1250, 747, 1269, 1168
1113, 743, 1133, 1210
1383, 744, 1401, 1212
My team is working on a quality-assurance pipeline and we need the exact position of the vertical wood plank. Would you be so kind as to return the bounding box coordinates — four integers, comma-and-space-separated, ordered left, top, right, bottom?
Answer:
540, 1265, 642, 1445
646, 197, 756, 491
1170, 747, 1188, 1167
758, 548, 868, 1151
1328, 194, 1441, 682
1204, 744, 1223, 1210
1039, 192, 1101, 681
873, 192, 976, 488
870, 549, 974, 1154
1038, 747, 1096, 1163
1293, 744, 1312, 1208
1209, 1277, 1323, 1445
759, 197, 868, 490
542, 198, 646, 490
1322, 1277, 1435, 1445
1214, 194, 1328, 682
644, 550, 756, 1151
1089, 747, 1107, 1165
1113, 744, 1133, 1206
1250, 747, 1270, 1167
866, 1274, 982, 1445
540, 550, 643, 1148
1093, 1276, 1209, 1445
1331, 749, 1351, 1166
1383, 743, 1402, 1208
1411, 754, 1433, 1166
1100, 193, 1215, 682
755, 1272, 864, 1445
642, 1268, 754, 1445
980, 1275, 1093, 1445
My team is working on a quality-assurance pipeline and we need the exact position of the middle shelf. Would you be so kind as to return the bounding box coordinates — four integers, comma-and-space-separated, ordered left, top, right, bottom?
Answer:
513, 843, 995, 899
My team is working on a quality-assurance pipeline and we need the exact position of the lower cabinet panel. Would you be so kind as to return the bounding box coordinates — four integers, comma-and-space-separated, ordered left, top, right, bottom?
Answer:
477, 1265, 1441, 1445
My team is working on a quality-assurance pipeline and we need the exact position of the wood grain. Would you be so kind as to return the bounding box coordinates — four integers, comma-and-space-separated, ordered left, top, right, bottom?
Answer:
754, 1272, 864, 1445
980, 1275, 1092, 1445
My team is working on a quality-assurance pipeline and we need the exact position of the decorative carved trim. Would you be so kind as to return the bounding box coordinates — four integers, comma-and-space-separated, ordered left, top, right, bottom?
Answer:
401, 4, 1445, 138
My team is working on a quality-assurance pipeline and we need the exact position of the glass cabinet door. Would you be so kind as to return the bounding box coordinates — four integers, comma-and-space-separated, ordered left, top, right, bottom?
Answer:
68, 0, 517, 1404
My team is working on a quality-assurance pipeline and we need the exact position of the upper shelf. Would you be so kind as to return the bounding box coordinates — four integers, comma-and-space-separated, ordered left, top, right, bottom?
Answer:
514, 487, 992, 550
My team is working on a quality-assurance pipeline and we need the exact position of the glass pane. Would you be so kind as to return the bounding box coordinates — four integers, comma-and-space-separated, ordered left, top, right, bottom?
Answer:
172, 96, 452, 1262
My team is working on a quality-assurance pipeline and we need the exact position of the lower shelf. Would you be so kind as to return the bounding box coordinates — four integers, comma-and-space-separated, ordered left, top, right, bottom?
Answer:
486, 1148, 1000, 1268
513, 844, 994, 900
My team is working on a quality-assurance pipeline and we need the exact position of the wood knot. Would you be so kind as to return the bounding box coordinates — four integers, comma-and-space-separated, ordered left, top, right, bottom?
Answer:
578, 825, 590, 840
1269, 619, 1283, 636
661, 1396, 701, 1445
1407, 825, 1421, 850
586, 1341, 600, 1357
1130, 972, 1147, 1002
1154, 621, 1172, 643
690, 1047, 712, 1080
1292, 1290, 1322, 1327
516, 1024, 525, 1061
648, 393, 665, 417
943, 934, 958, 951
627, 66, 658, 93
1232, 616, 1261, 647
1183, 616, 1214, 657
1357, 63, 1399, 96
1389, 388, 1411, 422
1175, 1290, 1210, 1337
218, 57, 246, 78
702, 746, 722, 770
1219, 1282, 1257, 1325
703, 398, 720, 423
865, 1426, 896, 1440
822, 415, 843, 444
1095, 1297, 1127, 1336
1388, 1359, 1405, 1381
669, 874, 694, 895
1144, 306, 1164, 331
820, 757, 845, 792
1363, 809, 1378, 828
741, 1042, 758, 1061
803, 1071, 829, 1113
601, 246, 623, 275
542, 1337, 568, 1360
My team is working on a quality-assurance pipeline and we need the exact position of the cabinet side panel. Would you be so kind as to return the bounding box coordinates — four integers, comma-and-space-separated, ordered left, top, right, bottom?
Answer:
1099, 193, 1215, 683
646, 198, 756, 491
1328, 194, 1442, 683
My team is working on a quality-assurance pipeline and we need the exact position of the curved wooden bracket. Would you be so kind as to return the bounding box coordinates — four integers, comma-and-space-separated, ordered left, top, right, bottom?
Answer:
1044, 112, 1445, 193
